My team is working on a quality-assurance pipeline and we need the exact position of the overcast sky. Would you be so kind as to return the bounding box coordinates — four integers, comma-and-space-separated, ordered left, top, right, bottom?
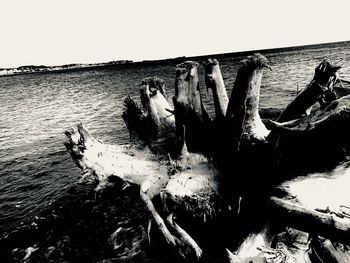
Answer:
1, 0, 350, 68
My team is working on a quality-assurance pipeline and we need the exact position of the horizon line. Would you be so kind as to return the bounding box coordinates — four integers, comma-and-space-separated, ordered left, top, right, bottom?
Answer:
2, 39, 349, 70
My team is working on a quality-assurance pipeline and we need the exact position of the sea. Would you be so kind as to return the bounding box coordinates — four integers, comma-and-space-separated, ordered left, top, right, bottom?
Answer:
1, 41, 350, 262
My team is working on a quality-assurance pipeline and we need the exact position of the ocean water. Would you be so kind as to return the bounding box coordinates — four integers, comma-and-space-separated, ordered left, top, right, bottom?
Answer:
1, 41, 350, 261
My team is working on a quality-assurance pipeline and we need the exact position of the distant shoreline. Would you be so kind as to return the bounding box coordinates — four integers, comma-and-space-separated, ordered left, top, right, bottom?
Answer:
0, 60, 133, 77
1, 40, 349, 77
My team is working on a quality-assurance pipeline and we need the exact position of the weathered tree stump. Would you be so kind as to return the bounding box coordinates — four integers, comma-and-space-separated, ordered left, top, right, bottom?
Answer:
276, 59, 340, 123
65, 70, 224, 260
173, 61, 211, 155
268, 59, 341, 143
122, 77, 176, 153
203, 58, 229, 120
270, 95, 350, 174
226, 54, 270, 151
65, 54, 350, 262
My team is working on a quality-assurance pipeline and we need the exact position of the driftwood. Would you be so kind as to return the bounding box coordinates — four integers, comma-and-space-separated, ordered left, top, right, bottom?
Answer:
226, 225, 312, 263
226, 54, 270, 151
173, 61, 211, 155
270, 94, 350, 174
269, 197, 350, 244
65, 54, 350, 262
311, 236, 350, 263
203, 58, 229, 119
274, 59, 340, 123
65, 71, 223, 259
122, 77, 176, 153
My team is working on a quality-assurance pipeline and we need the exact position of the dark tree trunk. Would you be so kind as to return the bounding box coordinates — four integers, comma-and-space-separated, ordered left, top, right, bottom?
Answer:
173, 61, 211, 155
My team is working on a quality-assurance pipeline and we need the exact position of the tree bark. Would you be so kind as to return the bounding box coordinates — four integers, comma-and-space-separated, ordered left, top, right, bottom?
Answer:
268, 197, 350, 245
310, 237, 350, 263
275, 59, 340, 123
173, 61, 211, 155
122, 77, 176, 153
203, 58, 229, 119
226, 54, 270, 151
65, 55, 350, 261
269, 95, 350, 173
65, 123, 222, 260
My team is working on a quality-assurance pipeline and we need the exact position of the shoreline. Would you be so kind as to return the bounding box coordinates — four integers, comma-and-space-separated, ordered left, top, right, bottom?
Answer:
1, 40, 349, 78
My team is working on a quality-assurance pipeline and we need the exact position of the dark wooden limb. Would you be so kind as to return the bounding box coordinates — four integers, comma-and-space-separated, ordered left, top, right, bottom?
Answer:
173, 61, 211, 155
334, 78, 350, 97
165, 213, 202, 259
139, 77, 175, 138
267, 60, 342, 145
268, 96, 350, 173
273, 59, 341, 125
140, 77, 167, 99
203, 58, 229, 119
123, 77, 176, 153
310, 237, 350, 263
268, 197, 350, 245
122, 96, 147, 145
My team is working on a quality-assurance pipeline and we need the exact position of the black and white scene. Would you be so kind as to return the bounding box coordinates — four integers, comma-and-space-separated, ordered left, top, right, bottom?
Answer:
1, 0, 350, 262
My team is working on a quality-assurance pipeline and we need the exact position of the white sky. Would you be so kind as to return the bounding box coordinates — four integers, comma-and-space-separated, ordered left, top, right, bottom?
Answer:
1, 0, 350, 68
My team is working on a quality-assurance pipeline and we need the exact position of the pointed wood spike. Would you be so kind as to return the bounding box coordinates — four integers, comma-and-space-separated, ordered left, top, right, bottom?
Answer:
203, 58, 229, 119
173, 61, 211, 154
